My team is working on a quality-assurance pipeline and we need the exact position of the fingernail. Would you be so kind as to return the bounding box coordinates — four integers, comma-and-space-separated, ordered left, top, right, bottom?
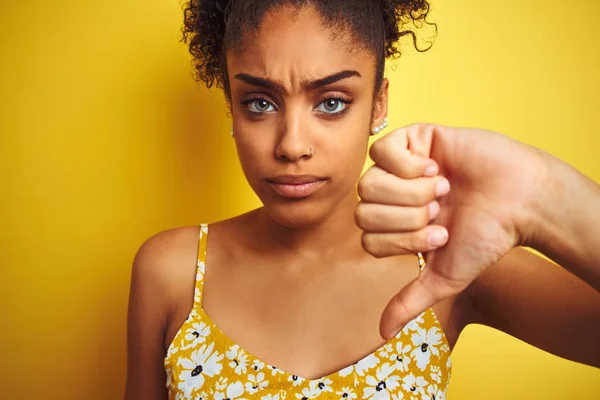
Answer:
428, 229, 448, 248
436, 179, 450, 197
428, 201, 440, 220
424, 164, 438, 177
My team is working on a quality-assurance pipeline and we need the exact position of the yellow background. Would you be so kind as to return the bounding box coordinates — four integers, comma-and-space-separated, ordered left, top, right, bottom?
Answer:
1, 0, 599, 398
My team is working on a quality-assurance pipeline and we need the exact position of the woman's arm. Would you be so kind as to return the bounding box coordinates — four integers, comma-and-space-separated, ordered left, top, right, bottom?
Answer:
467, 151, 600, 368
125, 232, 182, 400
469, 247, 600, 367
527, 150, 600, 291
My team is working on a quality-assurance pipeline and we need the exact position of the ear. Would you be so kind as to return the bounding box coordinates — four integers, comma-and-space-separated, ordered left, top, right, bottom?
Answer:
371, 78, 389, 128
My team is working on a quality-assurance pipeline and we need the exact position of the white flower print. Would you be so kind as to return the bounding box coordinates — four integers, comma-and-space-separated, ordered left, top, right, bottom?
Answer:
288, 374, 305, 387
226, 345, 249, 375
182, 321, 211, 349
216, 376, 229, 391
310, 377, 333, 393
214, 381, 246, 400
262, 394, 286, 400
295, 385, 320, 399
339, 353, 379, 377
401, 373, 428, 397
165, 363, 174, 390
403, 312, 425, 332
197, 260, 206, 275
363, 363, 401, 399
391, 393, 404, 400
429, 366, 441, 384
177, 342, 224, 396
336, 387, 357, 399
425, 384, 445, 400
166, 343, 180, 360
251, 359, 266, 372
175, 391, 208, 400
245, 372, 268, 394
410, 327, 441, 371
269, 365, 284, 376
380, 343, 393, 358
389, 343, 412, 373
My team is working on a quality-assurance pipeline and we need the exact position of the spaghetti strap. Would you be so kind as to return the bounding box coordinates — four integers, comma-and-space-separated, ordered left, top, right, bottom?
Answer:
193, 223, 209, 308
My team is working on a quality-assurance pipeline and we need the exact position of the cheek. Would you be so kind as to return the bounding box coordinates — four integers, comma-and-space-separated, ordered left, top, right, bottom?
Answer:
322, 125, 370, 188
332, 108, 372, 165
235, 137, 266, 177
335, 138, 370, 183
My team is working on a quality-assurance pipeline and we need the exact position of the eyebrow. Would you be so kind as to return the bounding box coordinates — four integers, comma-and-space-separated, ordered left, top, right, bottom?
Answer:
233, 70, 362, 93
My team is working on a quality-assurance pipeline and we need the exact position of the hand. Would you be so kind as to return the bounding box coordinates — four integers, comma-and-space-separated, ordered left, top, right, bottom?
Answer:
355, 123, 548, 339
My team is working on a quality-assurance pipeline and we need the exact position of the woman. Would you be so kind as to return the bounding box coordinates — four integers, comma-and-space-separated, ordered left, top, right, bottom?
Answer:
125, 0, 600, 399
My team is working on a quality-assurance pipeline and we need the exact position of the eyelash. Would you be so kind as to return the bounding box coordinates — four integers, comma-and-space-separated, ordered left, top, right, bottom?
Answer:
240, 95, 353, 116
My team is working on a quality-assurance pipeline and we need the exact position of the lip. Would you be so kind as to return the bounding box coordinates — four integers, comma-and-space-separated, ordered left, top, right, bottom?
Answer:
266, 175, 328, 198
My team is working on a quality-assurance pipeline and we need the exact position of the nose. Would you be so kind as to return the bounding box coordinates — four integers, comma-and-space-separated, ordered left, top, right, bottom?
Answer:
275, 108, 313, 162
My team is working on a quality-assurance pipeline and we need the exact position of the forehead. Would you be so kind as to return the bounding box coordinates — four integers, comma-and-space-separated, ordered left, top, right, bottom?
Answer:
226, 6, 375, 85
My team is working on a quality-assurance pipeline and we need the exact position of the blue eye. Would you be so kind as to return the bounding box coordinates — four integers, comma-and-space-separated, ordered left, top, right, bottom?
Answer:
245, 99, 276, 113
316, 98, 349, 114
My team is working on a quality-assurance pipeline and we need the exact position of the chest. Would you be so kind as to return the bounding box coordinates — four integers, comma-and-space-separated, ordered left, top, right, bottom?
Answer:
197, 256, 433, 379
165, 301, 452, 400
164, 248, 455, 399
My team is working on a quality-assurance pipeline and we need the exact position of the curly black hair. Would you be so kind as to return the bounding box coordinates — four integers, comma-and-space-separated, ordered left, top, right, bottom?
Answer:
181, 0, 436, 101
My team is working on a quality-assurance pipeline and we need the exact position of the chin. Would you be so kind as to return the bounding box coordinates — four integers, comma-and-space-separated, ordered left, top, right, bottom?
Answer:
262, 199, 332, 229
263, 194, 346, 229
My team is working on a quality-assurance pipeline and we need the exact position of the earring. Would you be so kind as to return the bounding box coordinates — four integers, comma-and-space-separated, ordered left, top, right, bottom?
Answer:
230, 129, 234, 137
371, 117, 388, 135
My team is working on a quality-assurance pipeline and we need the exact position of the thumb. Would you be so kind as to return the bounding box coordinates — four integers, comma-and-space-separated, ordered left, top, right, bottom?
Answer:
379, 268, 456, 340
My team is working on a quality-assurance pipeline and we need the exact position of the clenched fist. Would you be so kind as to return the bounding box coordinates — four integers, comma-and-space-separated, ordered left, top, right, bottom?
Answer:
355, 123, 548, 339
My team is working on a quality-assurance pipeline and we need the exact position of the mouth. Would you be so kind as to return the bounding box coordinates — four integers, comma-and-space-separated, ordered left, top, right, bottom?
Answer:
265, 175, 328, 199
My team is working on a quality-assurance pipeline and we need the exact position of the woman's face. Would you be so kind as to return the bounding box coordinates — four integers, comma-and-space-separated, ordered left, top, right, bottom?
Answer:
226, 5, 388, 228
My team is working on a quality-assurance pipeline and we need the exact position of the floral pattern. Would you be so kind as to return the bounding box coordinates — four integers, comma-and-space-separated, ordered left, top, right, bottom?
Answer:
164, 224, 452, 399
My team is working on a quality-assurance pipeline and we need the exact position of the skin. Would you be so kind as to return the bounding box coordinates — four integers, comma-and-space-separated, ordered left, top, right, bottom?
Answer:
125, 6, 600, 400
356, 124, 600, 340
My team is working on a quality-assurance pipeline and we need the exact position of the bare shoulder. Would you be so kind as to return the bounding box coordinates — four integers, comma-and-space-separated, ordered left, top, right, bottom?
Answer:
131, 225, 202, 315
125, 225, 202, 399
133, 225, 200, 288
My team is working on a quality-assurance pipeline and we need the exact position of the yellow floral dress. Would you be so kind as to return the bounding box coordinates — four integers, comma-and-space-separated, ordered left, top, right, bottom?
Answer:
164, 224, 452, 399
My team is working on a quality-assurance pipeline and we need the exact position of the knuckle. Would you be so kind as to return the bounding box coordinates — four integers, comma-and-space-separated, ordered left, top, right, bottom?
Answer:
363, 233, 397, 259
361, 233, 381, 257
357, 177, 374, 200
354, 203, 372, 229
369, 140, 384, 161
